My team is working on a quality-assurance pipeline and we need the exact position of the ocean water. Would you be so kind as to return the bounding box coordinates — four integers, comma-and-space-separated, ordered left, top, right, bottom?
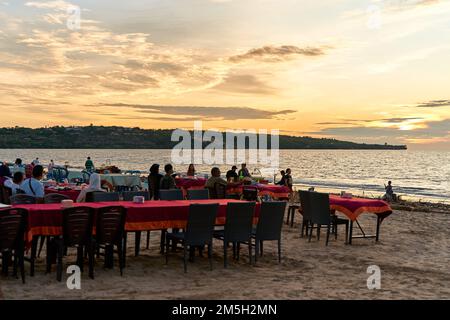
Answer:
1, 149, 449, 203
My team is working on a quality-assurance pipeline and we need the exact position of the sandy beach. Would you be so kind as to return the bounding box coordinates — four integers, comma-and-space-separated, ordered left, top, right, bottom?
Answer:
1, 206, 449, 300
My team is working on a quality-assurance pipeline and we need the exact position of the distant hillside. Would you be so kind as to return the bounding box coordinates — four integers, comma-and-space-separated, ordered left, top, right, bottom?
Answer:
0, 126, 407, 150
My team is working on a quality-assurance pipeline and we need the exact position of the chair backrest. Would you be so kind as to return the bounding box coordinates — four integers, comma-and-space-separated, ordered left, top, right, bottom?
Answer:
308, 192, 331, 225
159, 189, 184, 201
10, 194, 37, 205
187, 189, 209, 200
62, 206, 94, 246
0, 185, 12, 204
255, 201, 287, 240
121, 191, 150, 201
44, 193, 71, 204
299, 191, 312, 220
214, 183, 227, 199
224, 202, 256, 242
86, 191, 120, 203
242, 188, 258, 201
0, 208, 27, 251
184, 203, 219, 246
96, 206, 126, 245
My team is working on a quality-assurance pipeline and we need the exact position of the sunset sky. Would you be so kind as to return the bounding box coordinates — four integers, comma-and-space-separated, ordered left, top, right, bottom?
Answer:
1, 0, 449, 149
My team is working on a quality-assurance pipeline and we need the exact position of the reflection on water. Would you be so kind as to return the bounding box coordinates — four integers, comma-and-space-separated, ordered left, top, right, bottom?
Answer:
1, 149, 449, 203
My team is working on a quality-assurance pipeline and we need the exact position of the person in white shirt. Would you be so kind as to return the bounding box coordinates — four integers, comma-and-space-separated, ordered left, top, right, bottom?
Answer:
32, 158, 40, 166
20, 165, 45, 201
76, 173, 105, 203
4, 172, 25, 195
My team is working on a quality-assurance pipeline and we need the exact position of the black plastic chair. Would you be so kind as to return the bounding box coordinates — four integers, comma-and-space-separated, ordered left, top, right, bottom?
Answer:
299, 191, 312, 237
214, 183, 227, 199
307, 192, 349, 245
213, 202, 256, 267
0, 208, 27, 283
159, 189, 184, 201
86, 192, 120, 202
52, 206, 95, 281
242, 188, 258, 201
252, 201, 287, 263
121, 191, 150, 201
165, 203, 218, 273
187, 189, 209, 200
10, 194, 37, 205
44, 193, 71, 203
94, 206, 126, 276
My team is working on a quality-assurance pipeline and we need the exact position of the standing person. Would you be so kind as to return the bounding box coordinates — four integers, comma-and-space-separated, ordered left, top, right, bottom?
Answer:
47, 159, 55, 180
148, 164, 163, 200
32, 157, 40, 166
20, 165, 45, 202
85, 156, 94, 172
76, 173, 105, 203
160, 164, 176, 190
187, 164, 196, 177
238, 163, 251, 179
284, 168, 293, 190
4, 172, 25, 195
226, 165, 239, 182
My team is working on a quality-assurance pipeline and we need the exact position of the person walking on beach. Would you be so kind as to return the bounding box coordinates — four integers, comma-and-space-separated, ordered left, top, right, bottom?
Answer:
85, 156, 94, 172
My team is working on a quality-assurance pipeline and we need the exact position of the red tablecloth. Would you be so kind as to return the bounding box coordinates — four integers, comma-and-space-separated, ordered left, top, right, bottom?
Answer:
175, 177, 208, 189
329, 195, 392, 221
14, 199, 261, 241
44, 188, 81, 202
176, 178, 290, 199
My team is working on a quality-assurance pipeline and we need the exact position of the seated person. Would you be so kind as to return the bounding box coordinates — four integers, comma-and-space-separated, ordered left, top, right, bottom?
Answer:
206, 167, 227, 189
383, 181, 396, 202
160, 164, 176, 190
148, 164, 163, 199
275, 170, 286, 185
20, 165, 45, 202
238, 163, 251, 179
186, 164, 196, 177
226, 165, 239, 182
76, 173, 105, 202
4, 172, 25, 195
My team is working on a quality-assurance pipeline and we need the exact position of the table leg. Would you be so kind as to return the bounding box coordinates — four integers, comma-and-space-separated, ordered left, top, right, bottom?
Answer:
123, 232, 127, 266
348, 220, 353, 245
376, 216, 381, 242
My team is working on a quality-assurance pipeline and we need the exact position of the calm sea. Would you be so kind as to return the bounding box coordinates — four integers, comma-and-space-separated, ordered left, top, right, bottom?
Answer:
1, 149, 449, 203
